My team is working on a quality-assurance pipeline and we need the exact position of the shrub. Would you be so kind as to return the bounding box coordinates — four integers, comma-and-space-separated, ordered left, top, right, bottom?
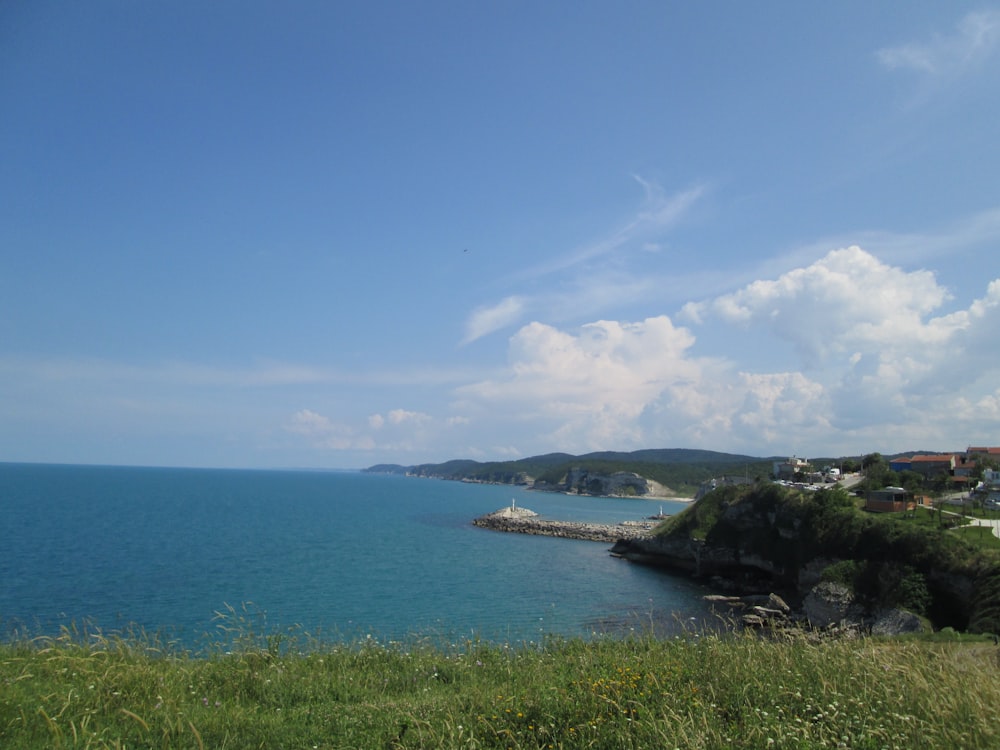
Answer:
821, 560, 861, 589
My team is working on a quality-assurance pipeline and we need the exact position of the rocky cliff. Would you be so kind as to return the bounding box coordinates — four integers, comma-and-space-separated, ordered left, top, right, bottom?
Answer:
610, 483, 1000, 633
533, 468, 675, 497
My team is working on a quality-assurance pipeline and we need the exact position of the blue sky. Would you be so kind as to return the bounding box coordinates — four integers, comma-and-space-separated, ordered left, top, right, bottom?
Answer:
3, 2, 1000, 468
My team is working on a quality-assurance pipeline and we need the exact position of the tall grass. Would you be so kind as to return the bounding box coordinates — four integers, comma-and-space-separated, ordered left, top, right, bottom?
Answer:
3, 613, 999, 749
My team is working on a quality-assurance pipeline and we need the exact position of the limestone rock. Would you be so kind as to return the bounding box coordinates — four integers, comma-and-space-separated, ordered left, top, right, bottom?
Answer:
803, 582, 864, 629
870, 608, 929, 636
767, 592, 792, 614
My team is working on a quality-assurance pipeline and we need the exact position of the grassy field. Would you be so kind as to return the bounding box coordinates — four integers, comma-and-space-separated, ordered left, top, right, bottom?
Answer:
2, 618, 999, 749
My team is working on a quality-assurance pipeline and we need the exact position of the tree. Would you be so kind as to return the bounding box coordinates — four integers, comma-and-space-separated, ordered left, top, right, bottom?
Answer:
974, 456, 1000, 480
898, 469, 925, 494
861, 453, 891, 491
841, 457, 861, 474
862, 452, 886, 471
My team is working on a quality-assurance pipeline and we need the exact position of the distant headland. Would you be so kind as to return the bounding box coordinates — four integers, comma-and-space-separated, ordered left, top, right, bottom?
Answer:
365, 448, 780, 498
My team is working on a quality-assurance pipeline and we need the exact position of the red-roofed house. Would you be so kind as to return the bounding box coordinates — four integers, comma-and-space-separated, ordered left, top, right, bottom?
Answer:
968, 447, 1000, 461
954, 453, 978, 478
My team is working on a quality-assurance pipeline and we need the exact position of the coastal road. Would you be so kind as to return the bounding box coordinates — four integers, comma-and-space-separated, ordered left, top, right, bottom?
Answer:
836, 474, 862, 491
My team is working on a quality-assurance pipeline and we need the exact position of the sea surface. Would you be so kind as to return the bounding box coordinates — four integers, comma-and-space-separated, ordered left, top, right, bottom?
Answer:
0, 463, 715, 647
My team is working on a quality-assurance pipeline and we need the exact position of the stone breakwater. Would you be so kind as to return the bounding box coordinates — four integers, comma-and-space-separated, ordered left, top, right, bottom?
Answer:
472, 507, 653, 543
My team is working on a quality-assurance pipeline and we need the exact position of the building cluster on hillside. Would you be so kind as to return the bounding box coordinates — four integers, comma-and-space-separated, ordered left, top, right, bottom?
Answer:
772, 456, 842, 486
887, 447, 1000, 503
772, 457, 812, 481
772, 447, 1000, 513
888, 446, 1000, 485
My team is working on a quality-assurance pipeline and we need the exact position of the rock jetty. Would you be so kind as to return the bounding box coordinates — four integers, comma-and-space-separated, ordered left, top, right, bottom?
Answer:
473, 504, 653, 543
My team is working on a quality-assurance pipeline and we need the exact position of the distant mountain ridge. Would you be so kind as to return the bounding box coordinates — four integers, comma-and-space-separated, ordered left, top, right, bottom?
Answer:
365, 448, 781, 497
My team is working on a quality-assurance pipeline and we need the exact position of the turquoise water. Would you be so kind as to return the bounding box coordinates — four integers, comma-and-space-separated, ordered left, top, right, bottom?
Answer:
0, 463, 711, 646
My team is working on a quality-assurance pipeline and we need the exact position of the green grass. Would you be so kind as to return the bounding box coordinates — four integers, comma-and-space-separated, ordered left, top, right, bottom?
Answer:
902, 506, 1000, 550
953, 525, 1000, 550
3, 620, 1000, 749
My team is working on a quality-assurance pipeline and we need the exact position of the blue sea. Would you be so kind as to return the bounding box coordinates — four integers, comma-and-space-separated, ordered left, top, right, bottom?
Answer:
0, 463, 713, 647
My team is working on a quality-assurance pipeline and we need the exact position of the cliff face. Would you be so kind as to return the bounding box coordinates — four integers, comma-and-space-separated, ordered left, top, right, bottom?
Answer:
378, 464, 674, 497
610, 483, 997, 632
608, 530, 786, 586
533, 468, 675, 497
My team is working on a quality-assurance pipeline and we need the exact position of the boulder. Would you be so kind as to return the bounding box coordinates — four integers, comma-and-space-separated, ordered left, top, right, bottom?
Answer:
741, 593, 791, 613
870, 608, 929, 636
768, 592, 792, 614
803, 582, 864, 629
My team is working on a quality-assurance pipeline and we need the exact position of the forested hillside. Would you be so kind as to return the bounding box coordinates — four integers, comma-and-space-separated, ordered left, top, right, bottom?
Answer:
365, 449, 778, 496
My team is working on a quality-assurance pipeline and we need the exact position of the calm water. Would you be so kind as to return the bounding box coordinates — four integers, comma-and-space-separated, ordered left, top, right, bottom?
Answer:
0, 463, 712, 646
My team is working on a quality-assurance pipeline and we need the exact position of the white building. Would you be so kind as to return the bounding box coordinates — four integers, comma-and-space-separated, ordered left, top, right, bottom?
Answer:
773, 457, 810, 480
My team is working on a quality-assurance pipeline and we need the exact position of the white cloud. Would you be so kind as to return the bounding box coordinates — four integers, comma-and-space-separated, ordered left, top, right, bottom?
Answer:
877, 10, 1000, 76
290, 406, 458, 458
286, 409, 333, 434
457, 316, 707, 452
682, 246, 953, 365
25, 238, 993, 466
285, 409, 375, 451
386, 408, 430, 425
734, 372, 832, 446
454, 246, 1000, 459
454, 313, 837, 456
683, 246, 1000, 450
461, 296, 526, 345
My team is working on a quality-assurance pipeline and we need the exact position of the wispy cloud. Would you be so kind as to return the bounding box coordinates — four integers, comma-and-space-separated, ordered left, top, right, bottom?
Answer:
0, 357, 330, 388
460, 179, 707, 343
525, 179, 706, 278
877, 9, 1000, 76
285, 409, 375, 451
461, 295, 526, 345
290, 406, 463, 457
748, 204, 1000, 282
0, 356, 480, 389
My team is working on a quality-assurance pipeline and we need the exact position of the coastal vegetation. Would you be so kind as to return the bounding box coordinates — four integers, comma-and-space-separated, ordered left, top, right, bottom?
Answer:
633, 483, 1000, 633
2, 618, 999, 749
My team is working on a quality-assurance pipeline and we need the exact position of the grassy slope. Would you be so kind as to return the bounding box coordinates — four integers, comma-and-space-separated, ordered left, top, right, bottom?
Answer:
2, 628, 999, 749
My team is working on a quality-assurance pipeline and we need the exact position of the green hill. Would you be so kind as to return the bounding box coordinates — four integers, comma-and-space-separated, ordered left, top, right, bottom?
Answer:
364, 449, 778, 496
